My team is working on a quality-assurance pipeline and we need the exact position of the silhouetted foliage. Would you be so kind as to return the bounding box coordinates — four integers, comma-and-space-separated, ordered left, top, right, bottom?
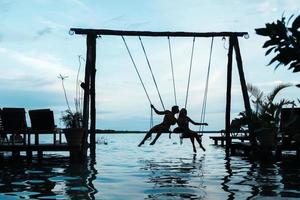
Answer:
255, 15, 300, 72
233, 83, 295, 133
61, 109, 83, 128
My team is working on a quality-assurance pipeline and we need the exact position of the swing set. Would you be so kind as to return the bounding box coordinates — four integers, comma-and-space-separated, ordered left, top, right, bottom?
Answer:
69, 28, 254, 158
121, 35, 213, 134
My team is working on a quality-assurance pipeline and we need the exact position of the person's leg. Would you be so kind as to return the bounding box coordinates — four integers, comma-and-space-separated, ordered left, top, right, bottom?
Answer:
138, 129, 154, 147
149, 132, 162, 145
149, 125, 167, 145
193, 132, 206, 151
189, 136, 196, 153
199, 140, 206, 152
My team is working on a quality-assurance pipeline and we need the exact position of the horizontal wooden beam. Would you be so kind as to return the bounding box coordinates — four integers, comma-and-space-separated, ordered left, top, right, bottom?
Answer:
70, 28, 248, 38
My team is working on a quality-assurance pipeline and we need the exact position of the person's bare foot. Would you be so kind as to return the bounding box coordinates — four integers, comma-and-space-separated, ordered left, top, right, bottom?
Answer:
138, 142, 144, 147
193, 148, 197, 153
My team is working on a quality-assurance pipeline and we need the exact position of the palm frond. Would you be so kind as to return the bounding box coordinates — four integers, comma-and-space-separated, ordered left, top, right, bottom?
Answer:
247, 83, 264, 101
267, 83, 292, 103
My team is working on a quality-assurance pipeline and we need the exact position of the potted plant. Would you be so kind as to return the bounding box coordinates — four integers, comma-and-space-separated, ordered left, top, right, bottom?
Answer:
58, 68, 85, 147
61, 109, 84, 146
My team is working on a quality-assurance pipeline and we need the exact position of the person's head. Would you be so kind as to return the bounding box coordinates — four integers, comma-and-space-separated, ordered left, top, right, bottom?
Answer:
179, 108, 187, 118
171, 106, 179, 114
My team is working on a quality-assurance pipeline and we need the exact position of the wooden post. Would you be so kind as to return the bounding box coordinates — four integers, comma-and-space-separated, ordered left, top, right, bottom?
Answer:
225, 36, 234, 157
232, 36, 256, 146
90, 41, 97, 158
81, 34, 96, 158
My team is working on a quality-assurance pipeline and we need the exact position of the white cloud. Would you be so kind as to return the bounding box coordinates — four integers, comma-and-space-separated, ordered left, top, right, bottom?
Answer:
0, 47, 77, 92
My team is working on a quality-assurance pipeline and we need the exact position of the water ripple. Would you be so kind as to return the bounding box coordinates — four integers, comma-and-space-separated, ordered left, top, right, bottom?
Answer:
0, 134, 299, 199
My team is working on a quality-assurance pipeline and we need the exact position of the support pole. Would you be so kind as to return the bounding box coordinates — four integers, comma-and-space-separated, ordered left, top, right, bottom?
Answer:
225, 36, 234, 157
81, 34, 96, 158
232, 36, 256, 146
90, 50, 97, 158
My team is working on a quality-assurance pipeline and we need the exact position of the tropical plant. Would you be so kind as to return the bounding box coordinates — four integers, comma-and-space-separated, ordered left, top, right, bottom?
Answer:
255, 14, 300, 73
58, 56, 85, 129
234, 83, 295, 136
61, 109, 83, 128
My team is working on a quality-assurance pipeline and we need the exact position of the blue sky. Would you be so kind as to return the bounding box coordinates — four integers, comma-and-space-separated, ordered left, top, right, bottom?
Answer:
0, 0, 299, 131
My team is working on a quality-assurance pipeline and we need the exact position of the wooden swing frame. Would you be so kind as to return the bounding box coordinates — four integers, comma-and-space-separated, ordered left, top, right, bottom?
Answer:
70, 28, 254, 158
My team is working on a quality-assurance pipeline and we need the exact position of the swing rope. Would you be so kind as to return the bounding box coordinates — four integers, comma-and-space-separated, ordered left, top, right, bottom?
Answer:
185, 37, 196, 109
167, 36, 177, 106
150, 106, 154, 129
121, 36, 152, 105
199, 37, 214, 132
139, 36, 165, 110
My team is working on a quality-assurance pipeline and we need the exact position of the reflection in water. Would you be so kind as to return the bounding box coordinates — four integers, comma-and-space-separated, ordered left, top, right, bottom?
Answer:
242, 161, 260, 199
141, 154, 206, 199
221, 158, 234, 200
0, 134, 300, 199
220, 156, 300, 200
0, 155, 98, 199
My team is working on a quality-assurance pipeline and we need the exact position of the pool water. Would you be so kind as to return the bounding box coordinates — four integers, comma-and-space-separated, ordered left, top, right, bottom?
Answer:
0, 134, 300, 199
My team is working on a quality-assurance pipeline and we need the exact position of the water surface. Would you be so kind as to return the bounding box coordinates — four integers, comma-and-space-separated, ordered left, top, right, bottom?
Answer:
0, 134, 299, 199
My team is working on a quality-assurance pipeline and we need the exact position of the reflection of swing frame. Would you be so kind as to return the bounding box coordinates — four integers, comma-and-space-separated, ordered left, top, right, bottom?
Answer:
69, 28, 253, 158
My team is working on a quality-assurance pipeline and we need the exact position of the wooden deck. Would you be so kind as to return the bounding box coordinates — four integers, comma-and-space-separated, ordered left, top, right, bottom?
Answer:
0, 143, 71, 151
0, 143, 81, 160
275, 142, 300, 159
229, 142, 300, 159
210, 135, 250, 146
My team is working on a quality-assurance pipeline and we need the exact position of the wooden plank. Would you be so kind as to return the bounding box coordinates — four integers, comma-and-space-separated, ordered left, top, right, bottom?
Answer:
209, 136, 250, 140
225, 37, 234, 156
232, 36, 256, 146
70, 28, 248, 38
209, 136, 250, 147
0, 144, 71, 151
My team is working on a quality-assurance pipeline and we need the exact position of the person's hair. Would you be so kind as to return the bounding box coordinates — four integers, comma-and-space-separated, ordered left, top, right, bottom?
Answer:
179, 108, 187, 118
171, 106, 179, 113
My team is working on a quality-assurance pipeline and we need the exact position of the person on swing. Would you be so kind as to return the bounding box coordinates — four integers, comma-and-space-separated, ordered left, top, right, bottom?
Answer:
138, 104, 179, 147
174, 108, 208, 153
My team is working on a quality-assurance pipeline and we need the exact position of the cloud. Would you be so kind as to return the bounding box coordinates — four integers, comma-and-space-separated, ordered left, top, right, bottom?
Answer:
102, 15, 127, 24
39, 18, 67, 30
34, 27, 52, 39
127, 21, 150, 29
257, 1, 278, 13
0, 0, 12, 14
66, 0, 91, 13
0, 47, 76, 92
0, 0, 14, 42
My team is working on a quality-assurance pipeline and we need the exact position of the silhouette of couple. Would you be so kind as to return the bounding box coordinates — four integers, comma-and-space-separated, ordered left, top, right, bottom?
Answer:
138, 105, 208, 153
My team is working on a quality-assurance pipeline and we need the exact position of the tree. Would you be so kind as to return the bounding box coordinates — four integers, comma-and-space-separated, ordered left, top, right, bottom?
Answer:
255, 15, 300, 73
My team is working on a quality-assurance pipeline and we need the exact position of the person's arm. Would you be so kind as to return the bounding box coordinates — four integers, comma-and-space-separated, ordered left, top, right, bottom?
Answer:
151, 104, 166, 115
187, 117, 208, 126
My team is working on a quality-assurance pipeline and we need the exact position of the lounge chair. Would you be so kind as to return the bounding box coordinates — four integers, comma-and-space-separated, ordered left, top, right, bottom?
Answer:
1, 108, 27, 145
0, 109, 9, 144
28, 109, 59, 145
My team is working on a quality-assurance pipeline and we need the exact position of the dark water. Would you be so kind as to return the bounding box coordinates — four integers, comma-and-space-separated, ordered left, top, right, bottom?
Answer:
0, 134, 300, 199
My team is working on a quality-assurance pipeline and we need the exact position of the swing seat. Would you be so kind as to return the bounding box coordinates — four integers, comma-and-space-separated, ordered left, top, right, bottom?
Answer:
173, 127, 190, 139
